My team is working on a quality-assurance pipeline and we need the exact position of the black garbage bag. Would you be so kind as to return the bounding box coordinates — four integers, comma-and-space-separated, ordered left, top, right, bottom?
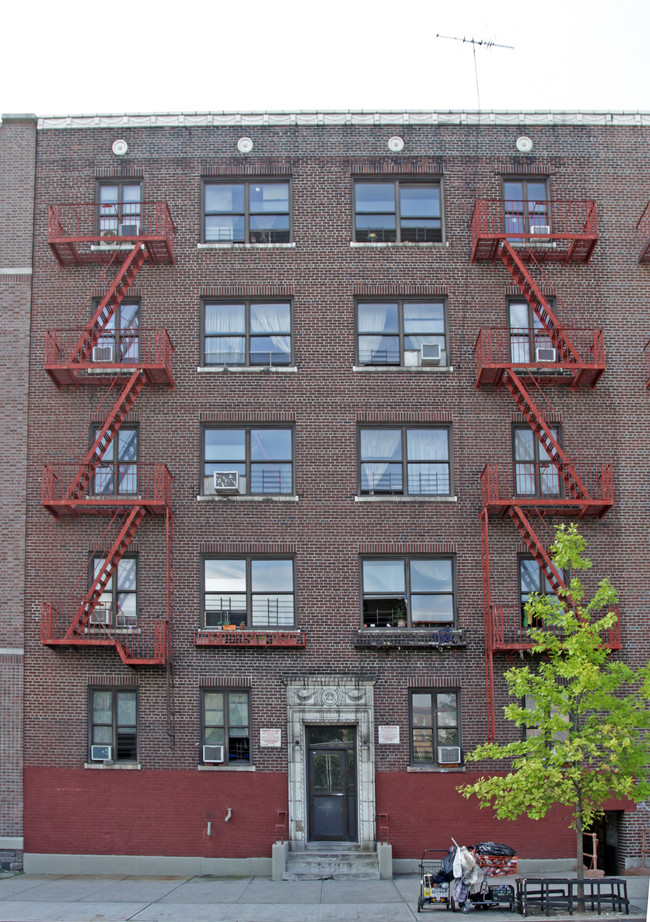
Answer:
473, 842, 516, 857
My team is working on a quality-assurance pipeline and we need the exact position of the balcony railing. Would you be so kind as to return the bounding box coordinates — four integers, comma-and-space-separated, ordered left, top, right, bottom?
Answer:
194, 629, 306, 648
487, 604, 621, 651
474, 327, 605, 388
355, 626, 466, 649
42, 462, 172, 515
48, 201, 174, 265
44, 327, 174, 387
636, 202, 650, 263
471, 199, 598, 263
41, 601, 169, 664
480, 462, 614, 515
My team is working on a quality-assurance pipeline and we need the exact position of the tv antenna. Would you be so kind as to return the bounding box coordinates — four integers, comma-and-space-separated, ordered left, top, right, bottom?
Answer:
436, 34, 515, 110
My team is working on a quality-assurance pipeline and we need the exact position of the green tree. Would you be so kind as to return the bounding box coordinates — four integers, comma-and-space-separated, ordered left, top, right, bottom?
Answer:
459, 524, 650, 880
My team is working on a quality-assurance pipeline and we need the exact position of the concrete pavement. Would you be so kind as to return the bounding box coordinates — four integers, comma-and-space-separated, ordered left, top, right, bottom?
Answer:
0, 869, 647, 922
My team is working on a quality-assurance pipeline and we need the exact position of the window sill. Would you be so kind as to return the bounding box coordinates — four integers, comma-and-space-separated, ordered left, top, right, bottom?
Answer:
355, 494, 457, 503
196, 494, 299, 503
197, 242, 296, 250
197, 763, 256, 771
407, 765, 466, 773
197, 365, 297, 374
84, 762, 142, 770
350, 241, 449, 249
352, 365, 453, 373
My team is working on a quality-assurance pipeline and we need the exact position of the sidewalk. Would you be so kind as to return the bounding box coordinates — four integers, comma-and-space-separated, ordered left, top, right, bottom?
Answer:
0, 870, 647, 922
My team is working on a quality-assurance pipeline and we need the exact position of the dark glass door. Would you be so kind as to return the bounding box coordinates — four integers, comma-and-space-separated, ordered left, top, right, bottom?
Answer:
307, 726, 357, 842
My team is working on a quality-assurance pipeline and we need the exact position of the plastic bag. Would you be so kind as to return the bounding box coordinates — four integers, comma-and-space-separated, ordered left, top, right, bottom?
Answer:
473, 842, 516, 857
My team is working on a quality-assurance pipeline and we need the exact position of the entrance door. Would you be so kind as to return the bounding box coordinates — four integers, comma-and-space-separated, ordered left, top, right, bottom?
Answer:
307, 726, 357, 842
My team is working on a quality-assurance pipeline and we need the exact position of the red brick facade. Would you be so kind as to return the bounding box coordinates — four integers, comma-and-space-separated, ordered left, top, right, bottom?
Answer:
14, 114, 650, 871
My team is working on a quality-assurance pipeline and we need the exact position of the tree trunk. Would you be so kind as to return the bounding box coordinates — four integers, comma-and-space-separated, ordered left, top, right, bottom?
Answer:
575, 798, 585, 909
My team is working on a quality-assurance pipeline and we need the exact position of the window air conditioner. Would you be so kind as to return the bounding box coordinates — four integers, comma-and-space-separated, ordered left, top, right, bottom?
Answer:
213, 471, 240, 493
438, 745, 461, 764
535, 346, 557, 363
119, 220, 141, 237
530, 225, 551, 235
420, 343, 442, 366
91, 744, 112, 762
92, 344, 115, 363
89, 605, 111, 625
203, 744, 225, 764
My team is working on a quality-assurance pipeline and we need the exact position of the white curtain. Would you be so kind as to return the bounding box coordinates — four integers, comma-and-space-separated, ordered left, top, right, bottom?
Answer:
361, 429, 402, 491
250, 304, 291, 357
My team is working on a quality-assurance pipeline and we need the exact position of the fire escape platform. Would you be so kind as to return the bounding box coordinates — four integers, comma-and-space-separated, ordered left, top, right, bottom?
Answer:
48, 202, 174, 266
42, 464, 173, 518
41, 604, 169, 665
480, 463, 614, 518
475, 328, 605, 389
470, 199, 598, 264
45, 328, 174, 389
487, 604, 621, 653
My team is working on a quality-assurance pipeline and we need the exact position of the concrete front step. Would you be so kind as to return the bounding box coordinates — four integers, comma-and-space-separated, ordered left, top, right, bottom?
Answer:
283, 849, 380, 880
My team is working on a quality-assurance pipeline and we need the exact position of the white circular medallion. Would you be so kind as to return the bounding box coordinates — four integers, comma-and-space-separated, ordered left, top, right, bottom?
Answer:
237, 136, 254, 154
112, 139, 128, 156
516, 136, 533, 153
388, 136, 404, 152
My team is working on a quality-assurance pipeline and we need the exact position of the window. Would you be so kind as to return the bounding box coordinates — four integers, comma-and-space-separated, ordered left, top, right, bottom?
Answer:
356, 300, 448, 367
508, 299, 554, 364
202, 181, 290, 243
410, 690, 460, 765
93, 426, 138, 497
359, 426, 451, 496
203, 557, 295, 628
202, 427, 293, 495
504, 179, 549, 236
97, 182, 142, 237
519, 557, 565, 630
202, 301, 292, 367
201, 689, 250, 764
361, 557, 455, 628
353, 181, 442, 243
92, 300, 139, 364
89, 688, 137, 762
513, 425, 561, 498
91, 556, 137, 627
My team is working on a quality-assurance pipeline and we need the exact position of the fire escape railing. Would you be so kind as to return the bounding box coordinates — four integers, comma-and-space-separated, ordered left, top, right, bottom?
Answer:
45, 327, 174, 386
488, 604, 621, 651
480, 462, 614, 513
636, 202, 650, 263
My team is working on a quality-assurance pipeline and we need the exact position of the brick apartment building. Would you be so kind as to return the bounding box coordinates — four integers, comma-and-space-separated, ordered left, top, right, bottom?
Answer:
1, 110, 649, 876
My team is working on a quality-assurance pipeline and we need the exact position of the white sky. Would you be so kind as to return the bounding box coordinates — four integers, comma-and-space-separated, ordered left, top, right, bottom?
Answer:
2, 0, 649, 117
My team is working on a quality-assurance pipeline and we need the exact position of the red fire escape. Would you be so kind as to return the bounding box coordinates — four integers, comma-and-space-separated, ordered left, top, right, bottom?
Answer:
471, 199, 620, 739
636, 203, 650, 387
41, 203, 175, 667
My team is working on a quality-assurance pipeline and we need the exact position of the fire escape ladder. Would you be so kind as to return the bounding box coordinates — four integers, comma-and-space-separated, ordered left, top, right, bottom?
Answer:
503, 369, 591, 502
507, 506, 568, 597
63, 370, 146, 503
498, 241, 581, 365
68, 245, 147, 367
64, 506, 147, 639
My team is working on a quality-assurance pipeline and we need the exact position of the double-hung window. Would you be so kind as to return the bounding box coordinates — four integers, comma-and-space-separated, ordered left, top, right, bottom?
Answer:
201, 689, 251, 764
410, 690, 461, 765
519, 557, 563, 629
93, 426, 138, 498
97, 182, 142, 237
203, 181, 290, 243
504, 178, 549, 236
203, 557, 295, 629
89, 688, 137, 763
359, 426, 451, 496
202, 427, 293, 496
354, 181, 442, 243
513, 425, 561, 498
356, 300, 448, 367
91, 556, 137, 627
202, 301, 292, 367
361, 557, 456, 628
508, 299, 554, 365
92, 300, 140, 365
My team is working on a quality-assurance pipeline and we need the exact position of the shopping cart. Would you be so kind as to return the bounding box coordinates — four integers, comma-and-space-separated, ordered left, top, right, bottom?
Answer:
417, 849, 453, 913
